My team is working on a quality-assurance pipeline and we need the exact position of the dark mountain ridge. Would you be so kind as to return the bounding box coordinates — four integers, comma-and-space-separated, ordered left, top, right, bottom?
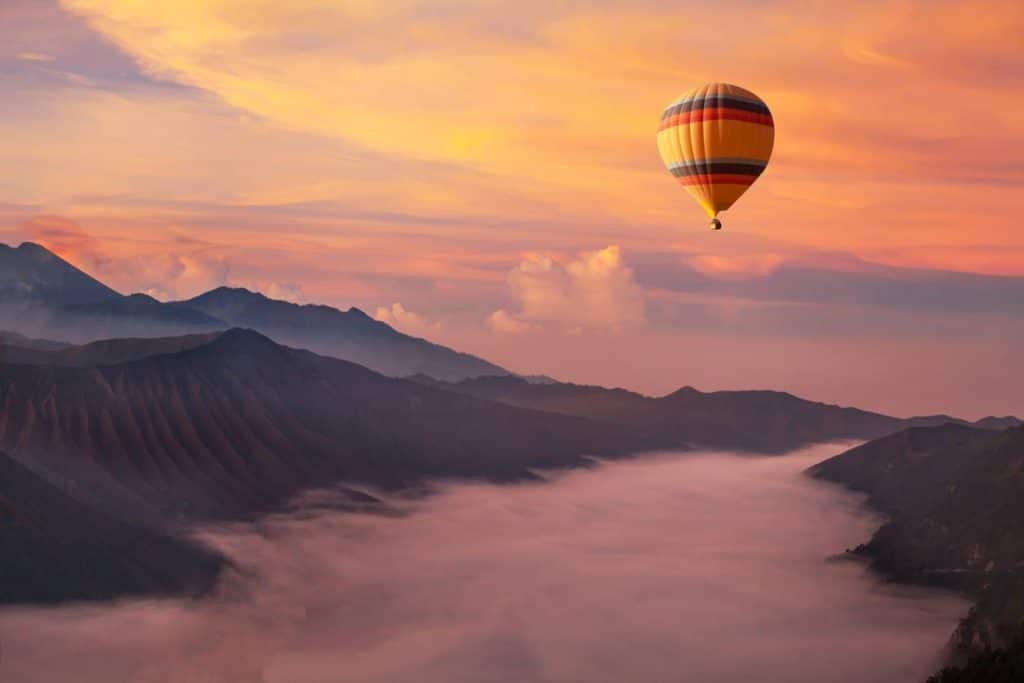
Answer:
0, 329, 661, 525
3, 328, 1002, 544
0, 449, 222, 604
409, 374, 1013, 453
973, 416, 1023, 430
0, 331, 219, 367
56, 293, 226, 340
180, 286, 510, 381
0, 330, 68, 351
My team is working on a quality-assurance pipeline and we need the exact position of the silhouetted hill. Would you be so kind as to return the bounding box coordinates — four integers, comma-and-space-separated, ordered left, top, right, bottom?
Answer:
0, 449, 223, 604
39, 293, 226, 342
0, 329, 661, 524
180, 287, 509, 381
810, 425, 1024, 656
0, 242, 119, 307
521, 374, 559, 385
0, 330, 68, 351
973, 416, 1023, 430
407, 375, 1009, 453
0, 332, 219, 366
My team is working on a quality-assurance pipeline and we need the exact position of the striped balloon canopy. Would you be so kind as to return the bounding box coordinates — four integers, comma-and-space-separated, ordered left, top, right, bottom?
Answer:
656, 83, 774, 230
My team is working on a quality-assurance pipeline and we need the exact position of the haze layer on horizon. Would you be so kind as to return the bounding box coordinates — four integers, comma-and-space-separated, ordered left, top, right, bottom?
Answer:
1, 0, 1022, 418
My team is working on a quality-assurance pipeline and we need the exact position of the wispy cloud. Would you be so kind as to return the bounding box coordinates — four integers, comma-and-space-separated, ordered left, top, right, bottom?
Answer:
16, 51, 55, 62
40, 0, 1023, 271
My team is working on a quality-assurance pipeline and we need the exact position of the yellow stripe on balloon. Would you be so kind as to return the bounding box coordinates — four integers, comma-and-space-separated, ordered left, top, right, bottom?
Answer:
656, 121, 773, 165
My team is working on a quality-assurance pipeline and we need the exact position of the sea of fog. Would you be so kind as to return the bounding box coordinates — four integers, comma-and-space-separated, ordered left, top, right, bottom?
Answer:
0, 444, 967, 683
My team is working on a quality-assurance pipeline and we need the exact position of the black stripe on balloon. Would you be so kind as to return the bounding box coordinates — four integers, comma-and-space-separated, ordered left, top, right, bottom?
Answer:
662, 96, 771, 119
669, 163, 766, 178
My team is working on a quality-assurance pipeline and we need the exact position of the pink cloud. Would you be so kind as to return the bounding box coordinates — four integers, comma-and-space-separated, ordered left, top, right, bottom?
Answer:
375, 302, 441, 336
21, 214, 229, 299
496, 246, 646, 333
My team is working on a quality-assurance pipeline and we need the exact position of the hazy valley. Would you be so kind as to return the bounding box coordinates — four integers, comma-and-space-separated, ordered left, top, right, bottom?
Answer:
0, 447, 969, 683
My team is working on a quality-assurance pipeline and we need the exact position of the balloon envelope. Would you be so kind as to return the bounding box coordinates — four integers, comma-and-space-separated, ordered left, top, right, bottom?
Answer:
657, 83, 774, 226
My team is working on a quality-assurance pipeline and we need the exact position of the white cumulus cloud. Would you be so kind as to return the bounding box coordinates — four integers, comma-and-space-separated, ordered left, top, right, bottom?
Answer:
263, 282, 305, 303
375, 303, 440, 336
492, 245, 645, 333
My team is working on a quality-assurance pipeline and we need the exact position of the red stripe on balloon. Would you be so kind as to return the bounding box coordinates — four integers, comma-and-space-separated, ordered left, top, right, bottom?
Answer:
658, 109, 774, 131
676, 174, 757, 186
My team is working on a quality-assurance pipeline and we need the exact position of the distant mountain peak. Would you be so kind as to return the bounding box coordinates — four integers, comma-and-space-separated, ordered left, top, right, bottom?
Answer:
208, 326, 276, 348
665, 385, 702, 398
206, 285, 262, 298
198, 286, 376, 320
0, 240, 121, 307
16, 241, 54, 256
973, 415, 1023, 430
124, 292, 160, 303
346, 306, 373, 320
187, 327, 289, 362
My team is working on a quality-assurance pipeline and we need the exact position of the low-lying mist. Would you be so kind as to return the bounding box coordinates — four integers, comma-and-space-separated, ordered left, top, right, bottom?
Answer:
0, 445, 967, 682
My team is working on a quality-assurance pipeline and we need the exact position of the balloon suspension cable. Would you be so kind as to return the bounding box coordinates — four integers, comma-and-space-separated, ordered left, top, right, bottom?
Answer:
709, 218, 722, 230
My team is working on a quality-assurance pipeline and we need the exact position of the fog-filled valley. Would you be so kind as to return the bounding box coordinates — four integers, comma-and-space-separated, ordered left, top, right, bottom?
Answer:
0, 446, 967, 683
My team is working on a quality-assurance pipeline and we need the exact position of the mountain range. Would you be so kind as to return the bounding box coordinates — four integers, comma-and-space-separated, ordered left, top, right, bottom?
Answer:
410, 374, 1019, 452
0, 331, 217, 367
0, 242, 507, 381
1, 327, 1012, 529
179, 286, 508, 380
0, 330, 68, 351
0, 329, 655, 525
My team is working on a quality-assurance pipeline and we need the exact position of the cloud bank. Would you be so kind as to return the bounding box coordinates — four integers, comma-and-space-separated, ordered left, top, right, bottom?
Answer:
0, 445, 966, 683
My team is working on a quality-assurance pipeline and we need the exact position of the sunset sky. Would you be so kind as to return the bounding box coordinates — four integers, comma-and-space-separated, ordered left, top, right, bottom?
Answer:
2, 0, 1022, 418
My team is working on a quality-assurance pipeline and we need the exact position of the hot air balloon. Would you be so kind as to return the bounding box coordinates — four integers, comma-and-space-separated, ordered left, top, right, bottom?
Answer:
656, 83, 774, 230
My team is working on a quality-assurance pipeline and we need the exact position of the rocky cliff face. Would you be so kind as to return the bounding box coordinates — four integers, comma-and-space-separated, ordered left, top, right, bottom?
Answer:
809, 424, 1024, 655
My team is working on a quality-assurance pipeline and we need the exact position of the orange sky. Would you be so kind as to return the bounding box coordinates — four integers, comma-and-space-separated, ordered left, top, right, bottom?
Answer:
1, 0, 1022, 417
